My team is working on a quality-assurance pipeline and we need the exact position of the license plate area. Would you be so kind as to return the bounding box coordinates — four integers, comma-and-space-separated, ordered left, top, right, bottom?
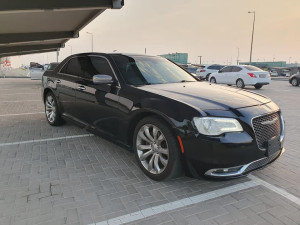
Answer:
259, 74, 266, 78
266, 136, 281, 156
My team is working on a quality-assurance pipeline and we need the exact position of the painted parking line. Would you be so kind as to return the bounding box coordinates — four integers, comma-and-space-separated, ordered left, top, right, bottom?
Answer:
0, 92, 39, 96
0, 112, 44, 117
90, 181, 258, 225
249, 175, 300, 205
0, 88, 39, 91
0, 100, 41, 103
0, 134, 94, 147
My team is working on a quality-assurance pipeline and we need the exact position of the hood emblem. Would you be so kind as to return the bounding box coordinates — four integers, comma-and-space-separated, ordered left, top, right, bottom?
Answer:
261, 117, 278, 125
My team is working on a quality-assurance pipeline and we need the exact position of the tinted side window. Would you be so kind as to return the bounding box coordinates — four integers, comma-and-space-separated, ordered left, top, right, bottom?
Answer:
232, 66, 242, 72
60, 61, 69, 74
220, 66, 232, 73
85, 56, 114, 80
66, 57, 86, 77
207, 65, 215, 69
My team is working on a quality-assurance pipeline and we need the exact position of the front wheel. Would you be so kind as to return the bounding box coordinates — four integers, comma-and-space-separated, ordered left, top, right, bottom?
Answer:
133, 117, 182, 181
210, 77, 216, 84
45, 92, 63, 126
291, 78, 299, 86
254, 84, 263, 89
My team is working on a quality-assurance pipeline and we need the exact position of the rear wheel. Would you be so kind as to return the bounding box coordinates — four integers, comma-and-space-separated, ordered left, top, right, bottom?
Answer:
210, 77, 216, 84
291, 78, 299, 86
254, 84, 263, 89
236, 79, 245, 88
45, 92, 63, 126
133, 116, 182, 181
206, 73, 211, 81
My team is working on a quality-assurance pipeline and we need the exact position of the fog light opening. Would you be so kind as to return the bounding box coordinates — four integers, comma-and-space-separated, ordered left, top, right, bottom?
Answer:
213, 166, 243, 174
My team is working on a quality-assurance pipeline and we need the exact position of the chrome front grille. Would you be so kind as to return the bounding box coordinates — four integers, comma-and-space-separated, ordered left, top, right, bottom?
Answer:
252, 112, 281, 149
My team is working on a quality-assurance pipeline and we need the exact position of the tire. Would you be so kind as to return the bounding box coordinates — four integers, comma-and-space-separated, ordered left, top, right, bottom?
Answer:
236, 79, 245, 88
206, 73, 211, 81
254, 84, 263, 89
210, 77, 216, 84
133, 116, 182, 181
44, 92, 63, 126
291, 78, 299, 86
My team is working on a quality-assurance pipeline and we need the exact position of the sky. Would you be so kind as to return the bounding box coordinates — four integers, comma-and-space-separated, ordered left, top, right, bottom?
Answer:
16, 0, 300, 66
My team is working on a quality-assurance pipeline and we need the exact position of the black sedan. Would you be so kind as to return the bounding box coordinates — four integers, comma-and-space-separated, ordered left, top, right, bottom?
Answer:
42, 53, 285, 180
289, 73, 300, 86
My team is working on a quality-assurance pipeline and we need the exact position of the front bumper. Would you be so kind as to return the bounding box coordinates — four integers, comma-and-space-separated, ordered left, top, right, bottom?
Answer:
181, 106, 285, 179
204, 147, 284, 178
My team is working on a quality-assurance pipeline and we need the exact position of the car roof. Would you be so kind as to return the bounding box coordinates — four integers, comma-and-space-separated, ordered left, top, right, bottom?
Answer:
68, 52, 157, 58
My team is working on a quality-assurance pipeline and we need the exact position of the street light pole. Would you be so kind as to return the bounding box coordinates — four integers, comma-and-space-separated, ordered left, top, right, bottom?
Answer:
248, 11, 256, 64
198, 56, 202, 65
237, 47, 240, 65
86, 32, 94, 52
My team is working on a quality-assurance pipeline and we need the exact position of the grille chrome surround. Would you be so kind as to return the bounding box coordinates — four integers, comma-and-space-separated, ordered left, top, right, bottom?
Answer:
252, 112, 281, 150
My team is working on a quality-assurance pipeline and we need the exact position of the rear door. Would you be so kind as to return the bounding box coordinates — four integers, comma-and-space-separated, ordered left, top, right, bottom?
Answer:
56, 58, 83, 116
231, 66, 243, 84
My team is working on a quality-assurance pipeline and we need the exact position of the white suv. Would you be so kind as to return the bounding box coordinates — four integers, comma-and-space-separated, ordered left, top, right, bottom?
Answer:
195, 64, 224, 80
209, 65, 271, 89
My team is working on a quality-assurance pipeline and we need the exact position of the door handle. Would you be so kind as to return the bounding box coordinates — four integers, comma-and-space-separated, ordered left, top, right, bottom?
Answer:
56, 79, 61, 84
77, 85, 86, 91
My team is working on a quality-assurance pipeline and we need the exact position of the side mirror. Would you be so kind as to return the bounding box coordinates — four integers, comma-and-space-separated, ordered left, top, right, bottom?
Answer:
218, 70, 222, 73
93, 75, 114, 84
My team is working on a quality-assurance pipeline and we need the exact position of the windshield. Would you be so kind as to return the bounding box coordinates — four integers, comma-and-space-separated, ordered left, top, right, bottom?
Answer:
112, 55, 197, 85
244, 65, 263, 71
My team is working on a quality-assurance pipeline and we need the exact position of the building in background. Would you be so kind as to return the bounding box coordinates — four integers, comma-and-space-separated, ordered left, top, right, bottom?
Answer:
159, 53, 188, 64
240, 61, 287, 68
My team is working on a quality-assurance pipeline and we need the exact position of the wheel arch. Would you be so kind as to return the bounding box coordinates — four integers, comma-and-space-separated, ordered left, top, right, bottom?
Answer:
127, 110, 178, 149
43, 88, 53, 103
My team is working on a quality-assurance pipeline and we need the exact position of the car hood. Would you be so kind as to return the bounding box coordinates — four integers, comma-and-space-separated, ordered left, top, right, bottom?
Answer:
137, 82, 271, 111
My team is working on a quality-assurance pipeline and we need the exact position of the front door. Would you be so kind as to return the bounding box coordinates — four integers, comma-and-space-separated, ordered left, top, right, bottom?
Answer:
73, 56, 122, 138
217, 66, 233, 83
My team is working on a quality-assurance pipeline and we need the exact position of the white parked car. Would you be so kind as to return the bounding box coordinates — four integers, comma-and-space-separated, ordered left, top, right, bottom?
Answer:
30, 67, 44, 80
269, 70, 278, 76
281, 69, 291, 77
30, 62, 59, 80
195, 64, 224, 80
209, 65, 271, 89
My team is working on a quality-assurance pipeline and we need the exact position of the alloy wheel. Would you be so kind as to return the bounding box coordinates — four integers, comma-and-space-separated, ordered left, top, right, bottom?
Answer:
45, 95, 56, 123
292, 78, 298, 86
237, 80, 244, 88
136, 124, 169, 174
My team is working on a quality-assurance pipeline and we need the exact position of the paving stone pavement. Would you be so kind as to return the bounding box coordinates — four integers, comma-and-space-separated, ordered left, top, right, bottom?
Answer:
0, 78, 299, 225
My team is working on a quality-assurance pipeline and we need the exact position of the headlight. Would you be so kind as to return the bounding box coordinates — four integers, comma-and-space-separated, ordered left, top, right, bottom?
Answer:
193, 117, 243, 136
